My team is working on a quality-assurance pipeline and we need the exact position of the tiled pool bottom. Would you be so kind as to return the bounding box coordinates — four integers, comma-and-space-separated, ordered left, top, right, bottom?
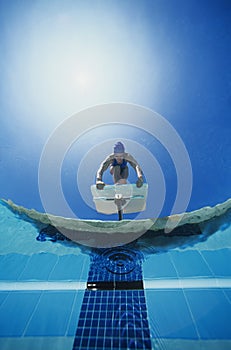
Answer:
0, 289, 84, 349
0, 248, 231, 350
0, 287, 231, 350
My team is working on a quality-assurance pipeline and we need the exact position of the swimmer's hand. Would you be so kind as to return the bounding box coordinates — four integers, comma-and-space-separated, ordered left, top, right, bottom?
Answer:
96, 180, 105, 190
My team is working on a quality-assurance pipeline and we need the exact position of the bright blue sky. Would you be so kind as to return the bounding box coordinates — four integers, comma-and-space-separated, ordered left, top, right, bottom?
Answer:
0, 0, 230, 220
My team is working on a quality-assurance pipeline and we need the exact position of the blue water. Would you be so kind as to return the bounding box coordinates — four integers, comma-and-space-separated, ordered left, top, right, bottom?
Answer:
1, 1, 231, 349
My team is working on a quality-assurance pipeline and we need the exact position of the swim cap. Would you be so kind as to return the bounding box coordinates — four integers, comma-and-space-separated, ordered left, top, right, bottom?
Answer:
114, 141, 125, 154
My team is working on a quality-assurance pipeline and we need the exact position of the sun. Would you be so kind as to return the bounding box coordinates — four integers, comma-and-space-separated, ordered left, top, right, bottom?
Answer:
75, 71, 90, 89
70, 67, 94, 91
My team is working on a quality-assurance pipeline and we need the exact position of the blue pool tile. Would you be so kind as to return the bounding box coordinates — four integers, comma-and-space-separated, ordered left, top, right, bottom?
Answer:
0, 291, 41, 336
185, 289, 231, 339
19, 253, 58, 280
223, 289, 231, 304
66, 290, 85, 336
0, 254, 30, 280
49, 255, 89, 281
25, 290, 76, 336
0, 292, 9, 307
143, 253, 177, 279
145, 289, 198, 339
200, 249, 231, 277
169, 250, 212, 277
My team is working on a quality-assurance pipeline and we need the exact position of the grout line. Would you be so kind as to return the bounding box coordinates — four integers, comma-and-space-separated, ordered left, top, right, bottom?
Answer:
198, 250, 231, 305
21, 290, 44, 337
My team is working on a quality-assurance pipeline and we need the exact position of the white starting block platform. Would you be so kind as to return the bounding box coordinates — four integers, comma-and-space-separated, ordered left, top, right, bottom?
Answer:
91, 183, 148, 215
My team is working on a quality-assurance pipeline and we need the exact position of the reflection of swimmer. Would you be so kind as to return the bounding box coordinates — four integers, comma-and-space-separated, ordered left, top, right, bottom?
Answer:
96, 141, 144, 190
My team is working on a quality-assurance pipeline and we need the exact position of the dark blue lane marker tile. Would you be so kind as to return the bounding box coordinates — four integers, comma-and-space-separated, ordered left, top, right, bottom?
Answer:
72, 247, 152, 349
